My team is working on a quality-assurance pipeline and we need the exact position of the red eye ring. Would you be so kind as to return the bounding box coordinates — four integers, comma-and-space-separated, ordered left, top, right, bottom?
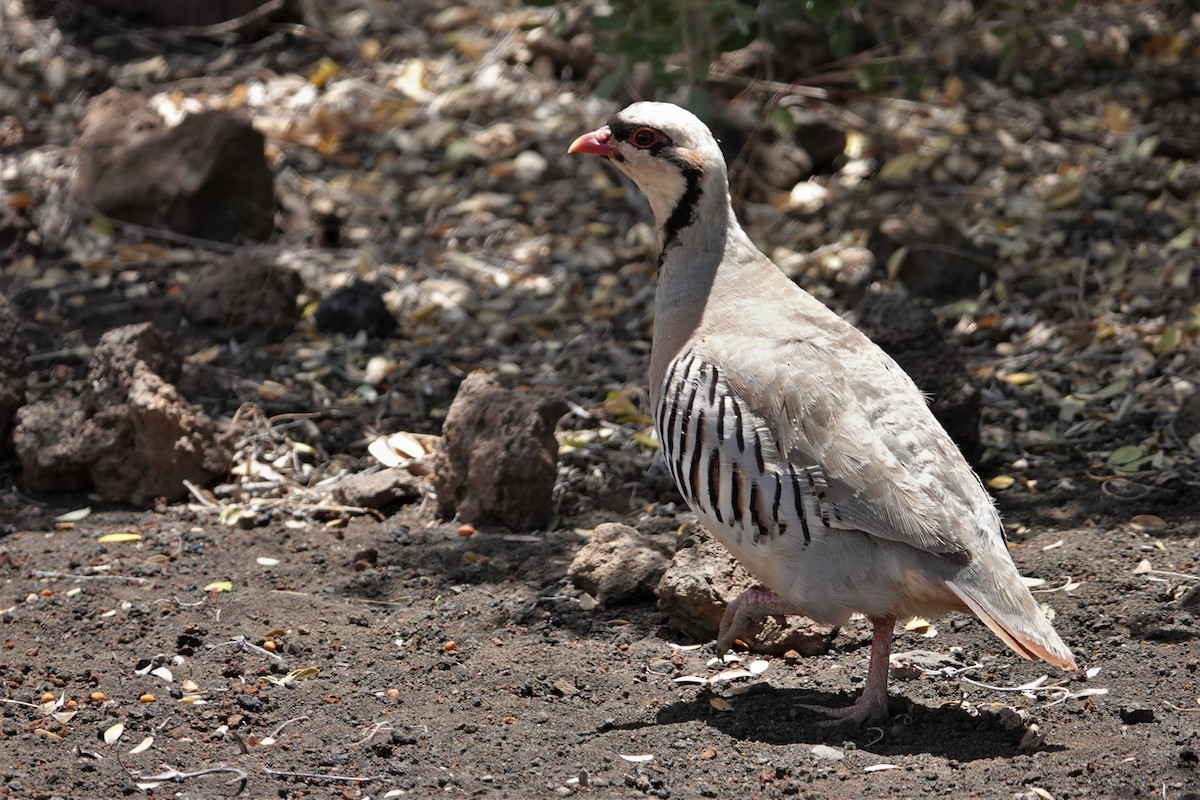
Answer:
630, 127, 663, 149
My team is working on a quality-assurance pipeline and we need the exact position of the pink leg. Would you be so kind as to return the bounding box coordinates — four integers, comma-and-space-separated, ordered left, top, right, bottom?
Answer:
715, 589, 801, 654
801, 615, 895, 725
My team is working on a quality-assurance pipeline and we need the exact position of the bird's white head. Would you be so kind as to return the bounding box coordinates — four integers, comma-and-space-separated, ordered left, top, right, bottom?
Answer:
568, 102, 727, 249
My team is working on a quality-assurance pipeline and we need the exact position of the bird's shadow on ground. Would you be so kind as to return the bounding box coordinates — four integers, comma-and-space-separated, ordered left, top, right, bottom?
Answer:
632, 685, 1064, 761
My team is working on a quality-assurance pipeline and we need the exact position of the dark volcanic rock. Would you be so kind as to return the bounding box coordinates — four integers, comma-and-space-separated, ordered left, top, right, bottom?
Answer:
71, 89, 275, 242
433, 372, 566, 530
183, 256, 302, 343
314, 281, 397, 339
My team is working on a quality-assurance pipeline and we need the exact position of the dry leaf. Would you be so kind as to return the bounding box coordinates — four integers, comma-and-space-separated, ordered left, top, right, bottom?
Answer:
1130, 514, 1166, 532
55, 508, 92, 523
709, 697, 734, 712
104, 722, 125, 745
97, 532, 141, 543
878, 152, 921, 181
988, 475, 1016, 490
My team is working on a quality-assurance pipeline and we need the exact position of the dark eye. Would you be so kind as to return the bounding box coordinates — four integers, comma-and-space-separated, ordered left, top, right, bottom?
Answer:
630, 127, 663, 149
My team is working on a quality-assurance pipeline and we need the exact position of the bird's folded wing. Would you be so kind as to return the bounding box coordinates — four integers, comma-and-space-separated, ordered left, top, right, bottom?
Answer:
698, 333, 983, 564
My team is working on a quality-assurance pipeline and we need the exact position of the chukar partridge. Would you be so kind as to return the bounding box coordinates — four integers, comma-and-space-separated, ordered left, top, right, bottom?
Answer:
568, 102, 1076, 724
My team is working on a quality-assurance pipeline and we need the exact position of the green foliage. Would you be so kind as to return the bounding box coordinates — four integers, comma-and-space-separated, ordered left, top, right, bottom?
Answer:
566, 0, 872, 94
540, 0, 1088, 98
587, 0, 764, 90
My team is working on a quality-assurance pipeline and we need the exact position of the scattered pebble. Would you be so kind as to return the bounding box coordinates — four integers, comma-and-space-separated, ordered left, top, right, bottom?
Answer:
812, 745, 845, 761
1119, 707, 1155, 725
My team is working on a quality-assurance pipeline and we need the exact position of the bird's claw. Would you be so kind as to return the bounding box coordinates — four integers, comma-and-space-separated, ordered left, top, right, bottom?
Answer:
798, 697, 889, 727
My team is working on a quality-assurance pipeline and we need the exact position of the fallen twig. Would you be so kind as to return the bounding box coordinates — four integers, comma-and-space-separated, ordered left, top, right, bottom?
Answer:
960, 675, 1109, 707
34, 571, 149, 584
263, 715, 309, 744
183, 480, 221, 509
206, 636, 284, 662
350, 721, 393, 747
261, 768, 381, 783
0, 698, 39, 708
135, 765, 248, 792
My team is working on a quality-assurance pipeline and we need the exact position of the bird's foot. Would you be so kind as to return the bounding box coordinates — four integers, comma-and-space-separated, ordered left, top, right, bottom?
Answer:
799, 693, 890, 728
715, 589, 801, 654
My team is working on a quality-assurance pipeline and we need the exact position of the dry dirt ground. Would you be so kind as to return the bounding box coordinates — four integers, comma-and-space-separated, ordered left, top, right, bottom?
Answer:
1, 490, 1199, 799
4, 1, 1200, 799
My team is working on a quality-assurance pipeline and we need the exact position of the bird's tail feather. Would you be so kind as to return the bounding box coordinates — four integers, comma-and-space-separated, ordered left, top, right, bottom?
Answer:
946, 579, 1077, 670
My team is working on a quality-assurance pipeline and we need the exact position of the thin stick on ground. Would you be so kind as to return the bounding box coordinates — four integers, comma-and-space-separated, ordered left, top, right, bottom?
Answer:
261, 768, 382, 783
34, 571, 150, 584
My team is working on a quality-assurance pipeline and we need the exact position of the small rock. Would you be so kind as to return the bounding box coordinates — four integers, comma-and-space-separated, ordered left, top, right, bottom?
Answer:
811, 745, 845, 761
70, 89, 275, 242
655, 525, 835, 655
1119, 707, 1156, 725
314, 281, 397, 339
786, 180, 829, 215
235, 694, 263, 713
12, 397, 92, 493
332, 468, 423, 510
567, 523, 672, 603
432, 372, 566, 530
183, 256, 302, 343
513, 150, 549, 183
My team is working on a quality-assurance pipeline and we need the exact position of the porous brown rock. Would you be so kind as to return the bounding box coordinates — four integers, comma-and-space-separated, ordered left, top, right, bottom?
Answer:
13, 323, 231, 506
433, 372, 566, 530
567, 522, 672, 603
11, 397, 90, 493
183, 256, 302, 342
655, 525, 836, 656
70, 89, 275, 242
